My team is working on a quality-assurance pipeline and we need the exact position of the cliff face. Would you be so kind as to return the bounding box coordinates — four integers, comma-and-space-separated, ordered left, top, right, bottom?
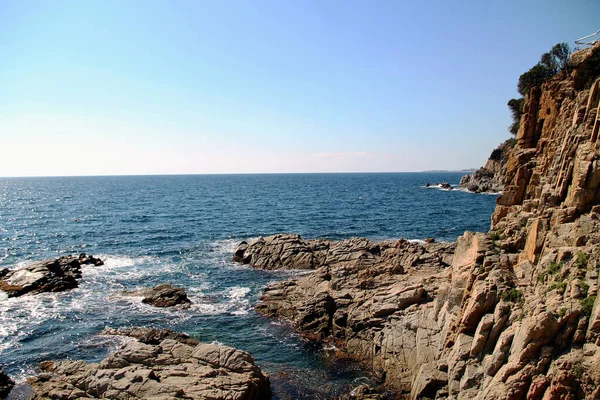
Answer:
460, 138, 516, 193
233, 42, 600, 399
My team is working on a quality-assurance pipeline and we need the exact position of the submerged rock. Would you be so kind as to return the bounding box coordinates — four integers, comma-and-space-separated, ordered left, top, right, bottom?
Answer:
0, 366, 14, 398
123, 283, 192, 308
27, 327, 271, 399
0, 254, 103, 297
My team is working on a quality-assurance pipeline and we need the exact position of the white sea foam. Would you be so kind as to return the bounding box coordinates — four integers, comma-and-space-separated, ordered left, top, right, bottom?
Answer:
227, 286, 251, 300
224, 286, 251, 315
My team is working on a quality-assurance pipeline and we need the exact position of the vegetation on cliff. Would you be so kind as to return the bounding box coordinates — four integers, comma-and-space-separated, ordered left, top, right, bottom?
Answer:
234, 41, 600, 399
508, 42, 570, 136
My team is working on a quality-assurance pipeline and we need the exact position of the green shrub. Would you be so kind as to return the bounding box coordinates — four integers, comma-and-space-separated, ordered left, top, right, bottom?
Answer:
518, 63, 555, 96
557, 308, 568, 317
549, 281, 567, 294
572, 364, 585, 379
548, 262, 562, 275
581, 296, 596, 317
580, 281, 590, 297
507, 97, 525, 135
575, 252, 587, 269
502, 288, 524, 303
489, 232, 501, 241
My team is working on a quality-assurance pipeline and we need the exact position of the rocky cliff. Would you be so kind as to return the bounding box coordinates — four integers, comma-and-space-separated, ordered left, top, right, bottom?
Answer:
233, 42, 600, 399
460, 138, 516, 193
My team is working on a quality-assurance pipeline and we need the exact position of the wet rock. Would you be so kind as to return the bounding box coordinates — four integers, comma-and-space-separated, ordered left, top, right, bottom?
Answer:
27, 328, 271, 400
101, 326, 200, 346
123, 283, 192, 308
0, 254, 103, 297
0, 366, 14, 399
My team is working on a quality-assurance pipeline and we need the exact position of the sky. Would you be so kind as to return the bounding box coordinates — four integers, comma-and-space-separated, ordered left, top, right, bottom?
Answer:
0, 0, 599, 176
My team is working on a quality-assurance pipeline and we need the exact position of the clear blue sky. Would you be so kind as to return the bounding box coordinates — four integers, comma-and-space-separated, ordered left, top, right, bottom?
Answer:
1, 0, 598, 176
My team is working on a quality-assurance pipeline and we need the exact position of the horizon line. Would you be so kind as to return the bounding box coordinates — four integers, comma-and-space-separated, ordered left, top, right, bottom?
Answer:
0, 170, 477, 179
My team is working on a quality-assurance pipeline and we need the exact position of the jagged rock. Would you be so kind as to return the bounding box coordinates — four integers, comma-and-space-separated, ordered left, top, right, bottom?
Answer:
27, 328, 271, 399
101, 326, 200, 346
123, 284, 192, 308
237, 236, 456, 392
351, 385, 386, 399
0, 254, 103, 297
233, 42, 600, 399
410, 364, 447, 400
234, 234, 454, 273
460, 139, 516, 193
0, 366, 14, 398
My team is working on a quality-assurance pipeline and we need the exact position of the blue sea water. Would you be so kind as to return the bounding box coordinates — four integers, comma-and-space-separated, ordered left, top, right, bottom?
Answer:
0, 173, 497, 398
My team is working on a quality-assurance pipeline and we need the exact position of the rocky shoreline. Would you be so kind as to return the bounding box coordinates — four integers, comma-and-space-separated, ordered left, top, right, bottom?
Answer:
459, 138, 515, 194
228, 43, 600, 399
25, 327, 271, 400
2, 41, 600, 400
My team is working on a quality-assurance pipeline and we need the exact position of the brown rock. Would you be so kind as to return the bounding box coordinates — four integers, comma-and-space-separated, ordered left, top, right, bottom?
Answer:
123, 284, 192, 308
27, 328, 271, 400
0, 254, 103, 297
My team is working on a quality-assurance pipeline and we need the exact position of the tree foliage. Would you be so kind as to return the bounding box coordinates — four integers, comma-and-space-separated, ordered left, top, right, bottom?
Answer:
507, 97, 525, 135
517, 42, 571, 96
509, 42, 571, 135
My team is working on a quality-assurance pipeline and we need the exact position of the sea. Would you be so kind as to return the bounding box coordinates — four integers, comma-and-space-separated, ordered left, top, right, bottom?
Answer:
0, 172, 497, 399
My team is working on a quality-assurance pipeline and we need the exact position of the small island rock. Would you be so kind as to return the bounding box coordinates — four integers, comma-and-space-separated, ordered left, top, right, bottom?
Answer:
0, 254, 103, 297
123, 283, 192, 308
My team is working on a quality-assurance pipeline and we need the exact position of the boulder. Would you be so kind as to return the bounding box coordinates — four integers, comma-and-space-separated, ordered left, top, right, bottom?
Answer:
101, 326, 199, 346
0, 254, 103, 297
123, 284, 192, 308
27, 328, 271, 400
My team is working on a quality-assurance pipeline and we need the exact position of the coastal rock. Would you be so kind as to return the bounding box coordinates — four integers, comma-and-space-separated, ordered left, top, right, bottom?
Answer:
101, 326, 200, 346
233, 234, 455, 272
0, 254, 103, 297
27, 327, 271, 400
236, 236, 456, 391
460, 138, 516, 193
234, 44, 600, 397
123, 284, 192, 308
0, 366, 14, 399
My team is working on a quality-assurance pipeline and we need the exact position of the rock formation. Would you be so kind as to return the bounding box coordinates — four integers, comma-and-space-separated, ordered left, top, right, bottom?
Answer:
460, 138, 516, 193
232, 234, 455, 272
123, 284, 192, 308
0, 254, 103, 297
25, 327, 271, 400
0, 366, 14, 399
233, 43, 600, 399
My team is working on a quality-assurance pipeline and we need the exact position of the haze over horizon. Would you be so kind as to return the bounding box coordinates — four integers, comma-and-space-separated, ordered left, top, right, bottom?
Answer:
1, 0, 598, 177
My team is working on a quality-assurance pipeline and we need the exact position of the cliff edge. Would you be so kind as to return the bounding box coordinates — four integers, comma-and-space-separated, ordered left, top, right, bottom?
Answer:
233, 42, 600, 399
460, 138, 516, 193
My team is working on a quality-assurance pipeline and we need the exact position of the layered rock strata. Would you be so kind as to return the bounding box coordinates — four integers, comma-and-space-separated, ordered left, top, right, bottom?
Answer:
233, 43, 600, 399
460, 138, 516, 193
26, 327, 271, 400
0, 254, 103, 297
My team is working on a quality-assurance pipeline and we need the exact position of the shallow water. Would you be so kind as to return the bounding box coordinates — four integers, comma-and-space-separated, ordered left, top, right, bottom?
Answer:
0, 173, 497, 398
